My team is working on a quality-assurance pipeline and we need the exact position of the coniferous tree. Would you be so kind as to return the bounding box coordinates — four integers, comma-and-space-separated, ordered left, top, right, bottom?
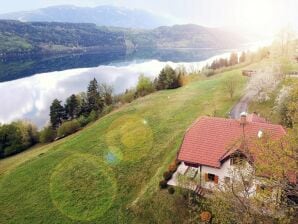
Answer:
65, 94, 79, 119
87, 78, 104, 113
50, 99, 66, 129
156, 65, 180, 90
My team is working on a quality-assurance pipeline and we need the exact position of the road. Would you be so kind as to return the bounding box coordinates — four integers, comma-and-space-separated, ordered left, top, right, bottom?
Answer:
230, 90, 256, 119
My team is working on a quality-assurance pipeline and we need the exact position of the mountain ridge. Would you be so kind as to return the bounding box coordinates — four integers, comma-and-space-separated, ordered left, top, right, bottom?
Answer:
0, 20, 247, 58
0, 5, 175, 29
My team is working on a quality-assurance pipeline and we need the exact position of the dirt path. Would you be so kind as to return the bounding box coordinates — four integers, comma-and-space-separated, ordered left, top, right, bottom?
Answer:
230, 90, 256, 119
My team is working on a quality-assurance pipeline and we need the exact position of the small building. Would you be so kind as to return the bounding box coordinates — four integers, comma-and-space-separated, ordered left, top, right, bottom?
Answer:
242, 70, 257, 77
168, 113, 286, 194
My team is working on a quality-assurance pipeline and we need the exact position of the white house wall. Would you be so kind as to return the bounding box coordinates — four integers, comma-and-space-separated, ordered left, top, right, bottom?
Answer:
201, 159, 232, 189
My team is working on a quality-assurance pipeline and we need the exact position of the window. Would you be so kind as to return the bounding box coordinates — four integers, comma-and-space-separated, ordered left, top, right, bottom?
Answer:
208, 173, 215, 181
205, 173, 219, 183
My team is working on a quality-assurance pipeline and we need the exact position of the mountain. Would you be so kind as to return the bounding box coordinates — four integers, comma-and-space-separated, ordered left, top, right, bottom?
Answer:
0, 21, 246, 58
0, 20, 126, 58
0, 5, 174, 29
124, 24, 247, 50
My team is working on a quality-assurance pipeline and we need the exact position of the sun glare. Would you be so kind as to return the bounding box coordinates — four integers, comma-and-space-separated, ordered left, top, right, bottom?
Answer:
234, 0, 285, 36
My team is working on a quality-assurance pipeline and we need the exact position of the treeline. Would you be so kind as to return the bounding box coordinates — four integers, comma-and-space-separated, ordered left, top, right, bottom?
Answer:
0, 20, 126, 56
0, 65, 184, 158
115, 65, 185, 104
203, 48, 270, 76
0, 121, 38, 158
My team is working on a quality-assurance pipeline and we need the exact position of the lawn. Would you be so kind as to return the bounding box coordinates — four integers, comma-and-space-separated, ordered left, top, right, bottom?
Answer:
0, 69, 247, 223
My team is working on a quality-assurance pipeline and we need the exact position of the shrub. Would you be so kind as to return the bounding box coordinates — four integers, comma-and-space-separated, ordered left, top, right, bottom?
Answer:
0, 121, 39, 158
159, 180, 168, 189
136, 74, 155, 97
39, 126, 56, 143
200, 211, 212, 222
168, 163, 178, 173
168, 186, 175, 194
202, 69, 215, 77
88, 110, 98, 122
163, 171, 173, 181
77, 115, 90, 127
101, 105, 114, 116
120, 89, 135, 103
57, 120, 80, 138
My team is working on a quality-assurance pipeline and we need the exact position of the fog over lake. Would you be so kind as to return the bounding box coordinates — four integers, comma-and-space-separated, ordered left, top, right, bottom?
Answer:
0, 41, 269, 128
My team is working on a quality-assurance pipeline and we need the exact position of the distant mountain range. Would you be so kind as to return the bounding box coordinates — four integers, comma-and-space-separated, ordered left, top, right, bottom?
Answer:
0, 20, 247, 59
0, 5, 174, 29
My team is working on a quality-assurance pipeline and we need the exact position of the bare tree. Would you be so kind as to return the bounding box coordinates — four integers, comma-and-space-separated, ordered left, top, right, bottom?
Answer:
223, 76, 239, 99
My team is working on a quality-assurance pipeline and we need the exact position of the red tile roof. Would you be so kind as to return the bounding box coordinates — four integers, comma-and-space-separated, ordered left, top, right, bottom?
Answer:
178, 115, 286, 168
247, 113, 267, 123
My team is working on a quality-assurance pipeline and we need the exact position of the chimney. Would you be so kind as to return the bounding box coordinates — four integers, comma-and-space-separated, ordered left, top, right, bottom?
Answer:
240, 112, 247, 126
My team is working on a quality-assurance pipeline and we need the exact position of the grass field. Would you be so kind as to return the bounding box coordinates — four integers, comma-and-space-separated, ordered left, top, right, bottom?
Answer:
0, 69, 247, 223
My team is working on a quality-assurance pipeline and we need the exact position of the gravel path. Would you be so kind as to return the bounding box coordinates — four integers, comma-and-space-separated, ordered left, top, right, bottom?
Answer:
230, 90, 256, 119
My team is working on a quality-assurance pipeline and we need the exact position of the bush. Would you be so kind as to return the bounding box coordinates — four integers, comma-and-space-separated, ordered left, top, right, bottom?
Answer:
168, 162, 178, 173
168, 186, 175, 194
57, 120, 80, 138
136, 74, 155, 97
159, 180, 168, 189
200, 211, 212, 222
88, 110, 98, 122
77, 115, 90, 127
120, 89, 135, 103
0, 121, 39, 158
163, 171, 173, 181
39, 126, 56, 143
202, 69, 215, 77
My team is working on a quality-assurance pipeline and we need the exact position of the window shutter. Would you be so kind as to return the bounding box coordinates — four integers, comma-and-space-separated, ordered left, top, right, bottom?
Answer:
205, 173, 208, 182
214, 175, 219, 184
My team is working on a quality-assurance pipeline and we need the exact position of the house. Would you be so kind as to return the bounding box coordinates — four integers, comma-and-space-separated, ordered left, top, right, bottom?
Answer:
168, 112, 286, 194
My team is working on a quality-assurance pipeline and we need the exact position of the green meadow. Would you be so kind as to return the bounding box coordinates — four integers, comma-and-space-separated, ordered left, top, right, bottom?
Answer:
0, 69, 247, 223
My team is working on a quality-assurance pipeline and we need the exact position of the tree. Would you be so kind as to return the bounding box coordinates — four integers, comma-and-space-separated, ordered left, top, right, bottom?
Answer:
280, 84, 298, 127
208, 132, 297, 224
0, 121, 38, 158
223, 76, 239, 99
239, 51, 246, 63
136, 74, 155, 97
65, 94, 80, 119
57, 120, 80, 138
87, 78, 104, 113
229, 52, 239, 66
50, 99, 66, 129
176, 65, 188, 86
99, 83, 113, 106
77, 92, 89, 116
156, 65, 180, 90
39, 126, 56, 143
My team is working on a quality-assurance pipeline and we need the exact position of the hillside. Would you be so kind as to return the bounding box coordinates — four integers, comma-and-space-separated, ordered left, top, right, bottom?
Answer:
124, 24, 246, 50
0, 20, 126, 58
0, 69, 247, 223
0, 21, 246, 60
0, 5, 174, 29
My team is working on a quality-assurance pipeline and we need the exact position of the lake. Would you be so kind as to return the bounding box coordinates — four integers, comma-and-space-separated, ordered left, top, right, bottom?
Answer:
0, 41, 270, 128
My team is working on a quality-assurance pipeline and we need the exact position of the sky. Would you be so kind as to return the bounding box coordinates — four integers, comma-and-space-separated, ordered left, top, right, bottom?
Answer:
0, 0, 297, 35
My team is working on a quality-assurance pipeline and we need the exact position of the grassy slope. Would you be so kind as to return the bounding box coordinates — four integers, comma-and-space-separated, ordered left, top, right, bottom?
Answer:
0, 69, 247, 224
